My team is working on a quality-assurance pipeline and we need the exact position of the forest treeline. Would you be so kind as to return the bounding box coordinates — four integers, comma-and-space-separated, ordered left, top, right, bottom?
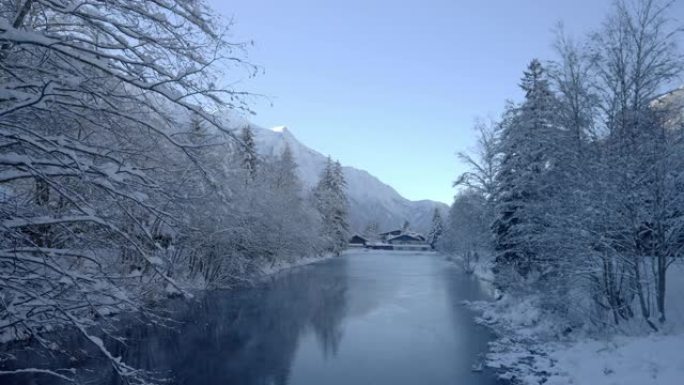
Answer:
442, 0, 684, 330
441, 0, 684, 332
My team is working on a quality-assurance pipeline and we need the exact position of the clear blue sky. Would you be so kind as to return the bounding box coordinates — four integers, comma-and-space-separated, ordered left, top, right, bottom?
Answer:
208, 0, 683, 204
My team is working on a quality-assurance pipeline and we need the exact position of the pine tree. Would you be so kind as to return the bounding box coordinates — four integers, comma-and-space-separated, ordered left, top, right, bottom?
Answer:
492, 59, 561, 280
239, 126, 258, 182
272, 144, 300, 193
427, 208, 444, 249
313, 157, 350, 255
330, 160, 350, 252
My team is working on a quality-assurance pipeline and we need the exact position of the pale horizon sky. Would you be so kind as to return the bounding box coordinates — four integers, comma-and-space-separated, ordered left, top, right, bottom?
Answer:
209, 0, 683, 204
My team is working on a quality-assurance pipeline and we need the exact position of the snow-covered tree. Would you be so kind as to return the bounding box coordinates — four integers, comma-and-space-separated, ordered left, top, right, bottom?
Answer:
239, 126, 259, 182
442, 190, 490, 273
585, 0, 684, 329
454, 0, 684, 332
0, 0, 256, 382
258, 145, 324, 263
447, 116, 502, 262
454, 118, 501, 200
492, 59, 563, 281
313, 158, 350, 255
427, 208, 444, 249
271, 144, 298, 191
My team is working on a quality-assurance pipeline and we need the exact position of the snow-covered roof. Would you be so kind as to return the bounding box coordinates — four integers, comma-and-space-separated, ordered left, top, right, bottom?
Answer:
388, 233, 426, 242
405, 231, 427, 241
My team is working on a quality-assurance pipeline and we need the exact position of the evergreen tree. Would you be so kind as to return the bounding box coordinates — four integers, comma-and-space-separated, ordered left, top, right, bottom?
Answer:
313, 157, 350, 255
272, 144, 300, 193
427, 208, 444, 249
492, 59, 562, 280
252, 144, 324, 263
239, 126, 258, 182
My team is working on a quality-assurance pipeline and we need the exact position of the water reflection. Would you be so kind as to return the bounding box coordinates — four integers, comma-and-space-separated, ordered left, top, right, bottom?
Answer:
96, 258, 349, 385
287, 252, 502, 385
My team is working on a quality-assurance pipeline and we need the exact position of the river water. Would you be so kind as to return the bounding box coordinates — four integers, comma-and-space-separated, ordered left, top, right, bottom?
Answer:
6, 250, 503, 384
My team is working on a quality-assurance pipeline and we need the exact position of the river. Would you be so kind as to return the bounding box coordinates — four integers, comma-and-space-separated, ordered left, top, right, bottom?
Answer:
8, 250, 503, 384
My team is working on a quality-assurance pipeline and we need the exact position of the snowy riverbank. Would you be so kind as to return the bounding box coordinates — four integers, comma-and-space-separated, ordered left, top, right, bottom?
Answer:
451, 255, 684, 385
257, 252, 338, 278
0, 252, 337, 346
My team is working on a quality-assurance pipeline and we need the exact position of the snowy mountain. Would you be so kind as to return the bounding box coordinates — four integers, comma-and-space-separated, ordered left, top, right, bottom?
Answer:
250, 125, 449, 234
653, 86, 684, 128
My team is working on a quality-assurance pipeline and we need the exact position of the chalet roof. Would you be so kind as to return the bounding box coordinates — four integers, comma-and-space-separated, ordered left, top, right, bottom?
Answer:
401, 231, 426, 240
388, 233, 425, 242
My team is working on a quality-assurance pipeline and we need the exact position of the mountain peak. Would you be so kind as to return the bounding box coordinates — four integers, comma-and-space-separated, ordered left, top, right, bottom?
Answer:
251, 125, 448, 233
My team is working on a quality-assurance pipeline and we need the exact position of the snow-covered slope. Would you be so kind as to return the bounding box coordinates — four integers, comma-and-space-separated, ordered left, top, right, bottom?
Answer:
251, 125, 448, 233
653, 86, 684, 129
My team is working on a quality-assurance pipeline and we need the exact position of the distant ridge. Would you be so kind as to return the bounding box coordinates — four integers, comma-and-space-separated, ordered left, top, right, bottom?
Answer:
250, 125, 448, 233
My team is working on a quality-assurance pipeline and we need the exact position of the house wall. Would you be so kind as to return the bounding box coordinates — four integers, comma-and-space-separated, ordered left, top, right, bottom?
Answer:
393, 245, 432, 251
391, 240, 424, 245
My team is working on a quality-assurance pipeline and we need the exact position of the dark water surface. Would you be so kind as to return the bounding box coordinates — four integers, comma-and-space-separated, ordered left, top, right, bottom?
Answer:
7, 251, 502, 385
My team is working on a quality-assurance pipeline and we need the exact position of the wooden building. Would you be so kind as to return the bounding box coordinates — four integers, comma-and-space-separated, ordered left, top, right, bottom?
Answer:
349, 234, 368, 247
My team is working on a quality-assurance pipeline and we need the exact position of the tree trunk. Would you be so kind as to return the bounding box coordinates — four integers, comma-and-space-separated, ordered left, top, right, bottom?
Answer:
656, 253, 666, 323
633, 255, 658, 331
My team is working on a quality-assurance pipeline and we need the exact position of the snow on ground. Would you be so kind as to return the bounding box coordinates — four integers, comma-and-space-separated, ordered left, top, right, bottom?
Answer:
544, 334, 684, 385
450, 254, 684, 385
473, 293, 684, 385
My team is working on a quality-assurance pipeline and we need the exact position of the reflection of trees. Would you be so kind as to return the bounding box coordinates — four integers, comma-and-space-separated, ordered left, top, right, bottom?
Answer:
87, 258, 349, 385
310, 270, 347, 358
